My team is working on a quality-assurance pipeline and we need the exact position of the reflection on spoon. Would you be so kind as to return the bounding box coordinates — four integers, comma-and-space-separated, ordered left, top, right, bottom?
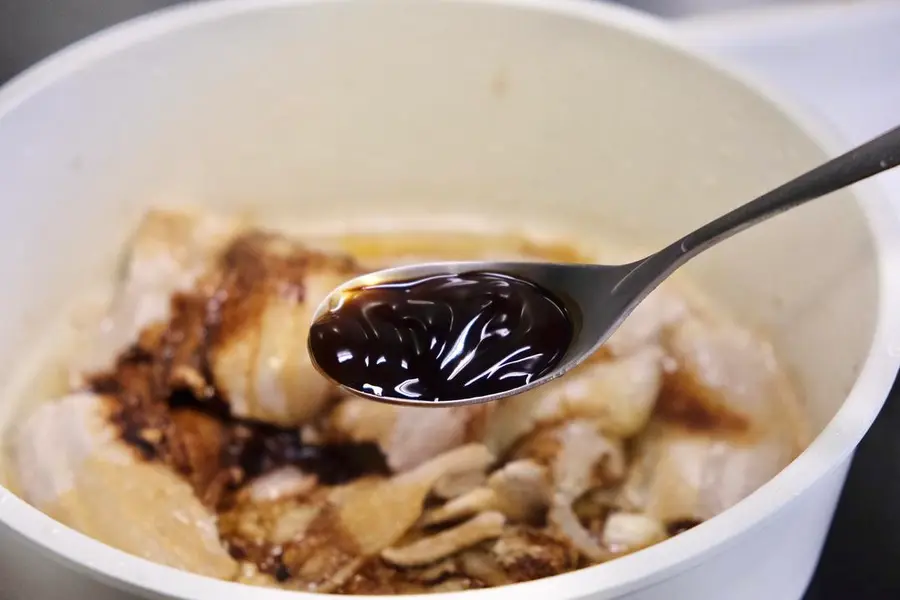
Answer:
308, 271, 573, 403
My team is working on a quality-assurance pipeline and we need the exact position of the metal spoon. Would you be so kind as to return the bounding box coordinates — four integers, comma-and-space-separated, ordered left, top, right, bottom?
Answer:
311, 124, 900, 407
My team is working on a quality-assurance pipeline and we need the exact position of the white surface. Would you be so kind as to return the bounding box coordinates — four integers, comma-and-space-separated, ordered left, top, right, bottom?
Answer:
676, 0, 900, 200
0, 1, 898, 600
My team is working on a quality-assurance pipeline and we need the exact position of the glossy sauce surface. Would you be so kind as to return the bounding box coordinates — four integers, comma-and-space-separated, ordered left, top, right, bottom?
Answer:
309, 272, 573, 402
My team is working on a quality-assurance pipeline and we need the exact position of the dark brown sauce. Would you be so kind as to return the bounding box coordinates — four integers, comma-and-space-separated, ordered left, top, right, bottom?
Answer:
91, 342, 390, 505
666, 519, 702, 537
308, 271, 574, 402
89, 267, 390, 512
657, 373, 750, 434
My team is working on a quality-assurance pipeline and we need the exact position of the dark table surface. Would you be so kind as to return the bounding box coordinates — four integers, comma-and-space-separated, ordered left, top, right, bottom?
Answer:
2, 3, 900, 599
803, 378, 900, 600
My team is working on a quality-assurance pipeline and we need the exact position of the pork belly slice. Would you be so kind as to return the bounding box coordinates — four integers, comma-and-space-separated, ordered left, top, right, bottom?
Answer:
482, 346, 664, 457
10, 392, 237, 579
72, 209, 243, 385
326, 398, 493, 472
209, 232, 360, 426
619, 420, 798, 524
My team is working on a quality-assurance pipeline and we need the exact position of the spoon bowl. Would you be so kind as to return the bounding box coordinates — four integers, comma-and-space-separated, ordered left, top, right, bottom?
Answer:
308, 260, 636, 407
310, 123, 900, 406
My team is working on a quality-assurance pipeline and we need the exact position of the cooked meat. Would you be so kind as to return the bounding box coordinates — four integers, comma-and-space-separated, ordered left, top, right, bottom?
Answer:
333, 525, 578, 594
324, 399, 395, 448
487, 460, 551, 522
14, 209, 809, 595
480, 392, 546, 459
209, 232, 360, 426
85, 216, 363, 429
423, 460, 549, 526
87, 296, 391, 513
274, 444, 495, 590
610, 317, 808, 524
423, 487, 497, 527
270, 503, 323, 544
168, 408, 232, 507
506, 420, 624, 562
432, 468, 488, 500
618, 420, 798, 523
660, 316, 807, 445
530, 346, 664, 437
601, 512, 667, 554
72, 209, 243, 384
335, 556, 482, 595
549, 422, 625, 561
489, 526, 581, 582
326, 397, 493, 472
382, 511, 506, 567
332, 444, 494, 555
481, 346, 662, 458
514, 421, 626, 484
236, 561, 287, 588
10, 393, 237, 579
246, 466, 318, 504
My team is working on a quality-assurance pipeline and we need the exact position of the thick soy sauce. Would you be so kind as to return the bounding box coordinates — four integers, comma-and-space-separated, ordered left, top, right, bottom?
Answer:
308, 271, 573, 402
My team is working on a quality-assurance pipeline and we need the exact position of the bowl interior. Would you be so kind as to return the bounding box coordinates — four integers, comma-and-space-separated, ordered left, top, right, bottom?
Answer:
0, 0, 883, 596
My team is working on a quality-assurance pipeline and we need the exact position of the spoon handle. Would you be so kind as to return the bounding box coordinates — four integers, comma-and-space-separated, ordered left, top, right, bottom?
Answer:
655, 124, 900, 277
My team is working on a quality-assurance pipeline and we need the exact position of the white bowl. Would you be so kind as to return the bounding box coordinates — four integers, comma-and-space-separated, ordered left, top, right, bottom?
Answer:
0, 1, 898, 599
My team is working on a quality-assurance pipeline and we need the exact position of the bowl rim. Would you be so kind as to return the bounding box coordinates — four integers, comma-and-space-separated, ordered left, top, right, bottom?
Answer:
1, 0, 899, 599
